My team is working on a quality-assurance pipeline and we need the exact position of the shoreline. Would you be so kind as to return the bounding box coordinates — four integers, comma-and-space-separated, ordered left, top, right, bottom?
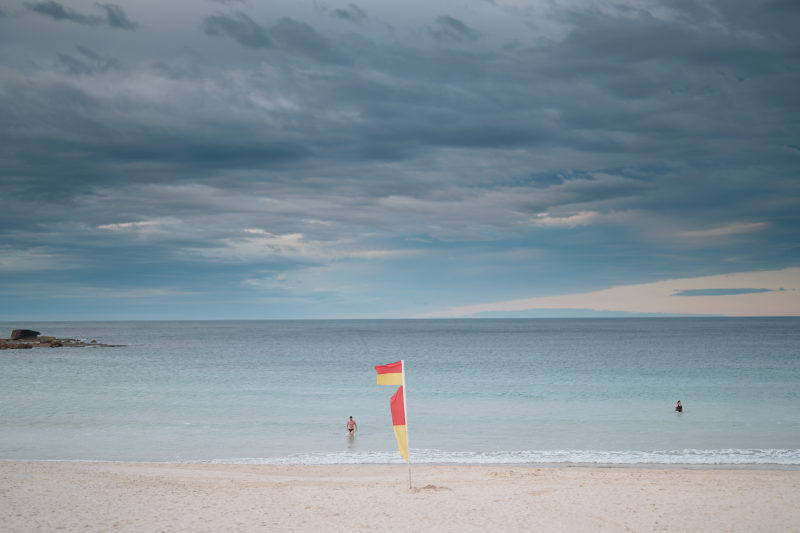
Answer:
4, 458, 800, 470
3, 461, 799, 532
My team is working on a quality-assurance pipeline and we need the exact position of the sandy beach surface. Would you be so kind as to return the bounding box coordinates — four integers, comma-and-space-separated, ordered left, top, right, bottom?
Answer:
2, 462, 799, 532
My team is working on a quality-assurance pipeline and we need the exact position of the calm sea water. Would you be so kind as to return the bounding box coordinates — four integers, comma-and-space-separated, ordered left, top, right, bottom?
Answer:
1, 318, 798, 465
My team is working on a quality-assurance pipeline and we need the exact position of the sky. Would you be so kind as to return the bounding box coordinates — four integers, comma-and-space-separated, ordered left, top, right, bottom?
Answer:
0, 0, 798, 320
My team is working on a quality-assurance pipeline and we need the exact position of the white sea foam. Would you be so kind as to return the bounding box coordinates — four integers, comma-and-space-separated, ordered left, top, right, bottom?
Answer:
209, 448, 800, 466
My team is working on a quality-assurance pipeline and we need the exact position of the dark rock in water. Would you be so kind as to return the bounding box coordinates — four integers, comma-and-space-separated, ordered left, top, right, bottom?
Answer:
0, 341, 33, 349
1, 332, 123, 350
10, 329, 40, 340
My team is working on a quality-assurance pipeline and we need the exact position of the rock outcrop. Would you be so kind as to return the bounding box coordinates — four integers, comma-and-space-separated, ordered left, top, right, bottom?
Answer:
1, 330, 122, 350
10, 329, 40, 340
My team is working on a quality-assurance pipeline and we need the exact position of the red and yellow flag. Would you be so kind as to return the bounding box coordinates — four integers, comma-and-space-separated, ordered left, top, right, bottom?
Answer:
390, 386, 409, 462
375, 360, 403, 386
375, 360, 409, 463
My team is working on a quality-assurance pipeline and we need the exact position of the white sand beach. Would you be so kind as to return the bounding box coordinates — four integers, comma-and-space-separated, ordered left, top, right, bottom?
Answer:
2, 461, 799, 532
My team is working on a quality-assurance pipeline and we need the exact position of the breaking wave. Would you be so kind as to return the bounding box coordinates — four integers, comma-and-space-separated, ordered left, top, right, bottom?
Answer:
209, 448, 800, 466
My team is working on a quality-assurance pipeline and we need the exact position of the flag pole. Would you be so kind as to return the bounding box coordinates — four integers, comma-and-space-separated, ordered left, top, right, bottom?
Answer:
401, 359, 411, 489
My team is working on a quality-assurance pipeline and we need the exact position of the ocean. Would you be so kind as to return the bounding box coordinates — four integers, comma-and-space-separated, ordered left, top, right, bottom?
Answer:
1, 318, 798, 466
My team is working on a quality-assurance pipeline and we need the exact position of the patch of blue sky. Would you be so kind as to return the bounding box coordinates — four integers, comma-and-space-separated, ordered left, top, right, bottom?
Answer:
673, 288, 782, 297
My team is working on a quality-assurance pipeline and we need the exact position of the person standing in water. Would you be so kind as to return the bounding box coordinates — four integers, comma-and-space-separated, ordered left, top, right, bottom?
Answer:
346, 416, 357, 436
674, 400, 683, 413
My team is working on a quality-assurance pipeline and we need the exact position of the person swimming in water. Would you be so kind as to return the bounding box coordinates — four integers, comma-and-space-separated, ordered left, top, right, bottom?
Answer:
674, 400, 683, 413
346, 416, 357, 435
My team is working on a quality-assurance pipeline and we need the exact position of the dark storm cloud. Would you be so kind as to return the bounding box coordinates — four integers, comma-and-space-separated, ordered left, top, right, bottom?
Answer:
8, 1, 799, 189
429, 16, 481, 42
13, 1, 793, 198
25, 1, 136, 29
0, 75, 312, 208
485, 4, 800, 165
202, 11, 272, 48
332, 3, 366, 24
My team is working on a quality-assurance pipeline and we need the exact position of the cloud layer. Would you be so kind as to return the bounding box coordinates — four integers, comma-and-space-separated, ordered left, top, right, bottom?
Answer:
25, 1, 136, 29
1, 0, 798, 319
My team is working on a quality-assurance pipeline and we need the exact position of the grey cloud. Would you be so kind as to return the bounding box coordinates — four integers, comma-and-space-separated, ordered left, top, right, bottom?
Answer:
149, 61, 200, 80
26, 1, 102, 25
271, 17, 349, 64
561, 19, 775, 75
714, 1, 800, 44
554, 3, 800, 79
26, 1, 136, 29
9, 2, 798, 181
96, 3, 137, 29
332, 3, 366, 24
202, 11, 272, 48
56, 46, 119, 76
0, 76, 312, 206
55, 55, 96, 76
200, 13, 346, 62
2, 2, 798, 256
430, 16, 481, 42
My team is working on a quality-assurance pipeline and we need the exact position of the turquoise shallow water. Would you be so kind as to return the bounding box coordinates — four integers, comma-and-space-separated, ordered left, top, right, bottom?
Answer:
1, 318, 798, 465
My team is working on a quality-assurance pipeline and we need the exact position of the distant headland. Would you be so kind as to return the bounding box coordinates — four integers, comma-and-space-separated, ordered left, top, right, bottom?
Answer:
0, 329, 123, 350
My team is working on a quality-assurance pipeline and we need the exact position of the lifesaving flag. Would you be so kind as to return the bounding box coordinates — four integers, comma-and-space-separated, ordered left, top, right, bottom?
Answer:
390, 386, 409, 462
375, 360, 403, 386
375, 360, 410, 465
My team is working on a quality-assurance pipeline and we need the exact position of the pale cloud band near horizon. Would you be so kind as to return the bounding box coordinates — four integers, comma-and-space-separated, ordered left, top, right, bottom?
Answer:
419, 268, 800, 318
